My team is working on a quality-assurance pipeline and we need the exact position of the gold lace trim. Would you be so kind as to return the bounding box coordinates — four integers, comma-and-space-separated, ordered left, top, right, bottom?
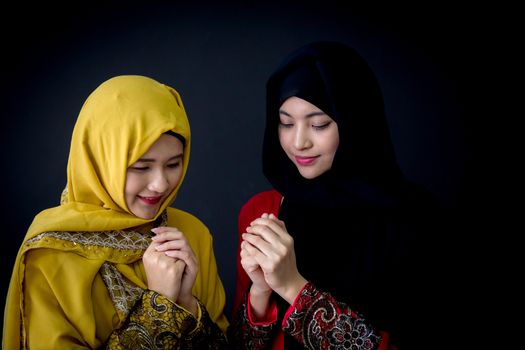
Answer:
100, 262, 144, 318
24, 211, 168, 251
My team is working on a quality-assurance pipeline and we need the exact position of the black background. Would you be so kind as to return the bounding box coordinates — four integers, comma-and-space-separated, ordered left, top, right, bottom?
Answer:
0, 0, 509, 344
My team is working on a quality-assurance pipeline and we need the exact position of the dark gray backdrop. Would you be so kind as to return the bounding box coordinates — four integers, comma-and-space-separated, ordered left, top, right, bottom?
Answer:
1, 0, 490, 341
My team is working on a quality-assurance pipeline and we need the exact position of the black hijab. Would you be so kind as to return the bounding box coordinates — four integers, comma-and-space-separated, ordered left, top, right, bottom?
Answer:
263, 42, 440, 349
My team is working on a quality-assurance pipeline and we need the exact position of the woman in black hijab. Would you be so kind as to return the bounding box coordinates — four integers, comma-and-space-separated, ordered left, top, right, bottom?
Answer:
229, 41, 442, 350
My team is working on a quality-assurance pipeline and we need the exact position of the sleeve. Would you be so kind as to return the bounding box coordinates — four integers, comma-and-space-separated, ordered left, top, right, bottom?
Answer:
229, 190, 283, 348
227, 290, 279, 350
231, 198, 256, 317
232, 190, 282, 316
106, 291, 228, 349
282, 282, 396, 350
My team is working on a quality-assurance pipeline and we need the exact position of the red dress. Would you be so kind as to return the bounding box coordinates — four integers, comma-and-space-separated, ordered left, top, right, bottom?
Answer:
230, 190, 395, 350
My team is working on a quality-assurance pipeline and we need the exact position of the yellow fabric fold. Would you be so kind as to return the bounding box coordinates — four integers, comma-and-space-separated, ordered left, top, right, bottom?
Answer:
3, 75, 228, 349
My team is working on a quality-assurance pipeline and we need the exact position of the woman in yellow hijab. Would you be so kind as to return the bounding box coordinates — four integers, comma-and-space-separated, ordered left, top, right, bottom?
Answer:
3, 75, 229, 349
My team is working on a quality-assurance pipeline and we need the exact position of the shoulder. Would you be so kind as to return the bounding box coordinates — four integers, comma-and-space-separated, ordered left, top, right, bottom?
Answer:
241, 189, 282, 213
166, 206, 207, 227
165, 207, 213, 243
25, 248, 101, 281
238, 189, 282, 231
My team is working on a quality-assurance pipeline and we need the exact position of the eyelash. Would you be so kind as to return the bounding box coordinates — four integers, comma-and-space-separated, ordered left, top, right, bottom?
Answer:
278, 122, 331, 130
279, 122, 293, 128
313, 123, 330, 130
130, 163, 180, 171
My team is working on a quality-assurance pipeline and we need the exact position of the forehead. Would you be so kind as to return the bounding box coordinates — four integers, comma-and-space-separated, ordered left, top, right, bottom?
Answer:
281, 96, 321, 110
279, 96, 332, 120
138, 134, 184, 159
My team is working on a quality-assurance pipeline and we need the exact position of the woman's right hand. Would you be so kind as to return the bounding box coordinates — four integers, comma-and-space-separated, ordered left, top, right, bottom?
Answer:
240, 236, 272, 295
240, 216, 274, 320
143, 238, 186, 302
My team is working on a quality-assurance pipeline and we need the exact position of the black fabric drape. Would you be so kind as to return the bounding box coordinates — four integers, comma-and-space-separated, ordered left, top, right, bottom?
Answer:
262, 41, 445, 349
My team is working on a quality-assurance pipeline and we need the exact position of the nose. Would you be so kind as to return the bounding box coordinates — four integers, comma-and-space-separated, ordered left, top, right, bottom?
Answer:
293, 126, 312, 150
147, 169, 170, 193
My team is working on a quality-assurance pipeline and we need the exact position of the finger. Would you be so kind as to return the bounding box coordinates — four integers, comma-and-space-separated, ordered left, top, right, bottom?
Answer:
240, 257, 260, 273
241, 237, 278, 265
242, 233, 276, 257
151, 227, 184, 242
173, 259, 187, 276
240, 241, 260, 258
155, 240, 187, 252
245, 224, 281, 247
240, 248, 261, 269
250, 217, 286, 235
164, 250, 198, 273
268, 213, 286, 229
164, 249, 196, 263
144, 239, 162, 258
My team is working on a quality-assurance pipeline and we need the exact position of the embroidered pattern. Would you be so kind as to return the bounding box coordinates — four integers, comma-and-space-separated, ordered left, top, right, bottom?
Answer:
22, 211, 167, 327
25, 230, 152, 250
60, 185, 68, 204
100, 262, 145, 318
284, 283, 381, 350
24, 211, 168, 251
227, 291, 277, 349
107, 291, 228, 349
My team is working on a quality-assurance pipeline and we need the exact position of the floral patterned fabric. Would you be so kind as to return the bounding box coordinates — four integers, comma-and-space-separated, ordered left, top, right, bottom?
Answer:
229, 282, 381, 350
108, 290, 228, 349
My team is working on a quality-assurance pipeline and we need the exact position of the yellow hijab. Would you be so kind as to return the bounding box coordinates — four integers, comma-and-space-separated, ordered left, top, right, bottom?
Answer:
3, 75, 195, 348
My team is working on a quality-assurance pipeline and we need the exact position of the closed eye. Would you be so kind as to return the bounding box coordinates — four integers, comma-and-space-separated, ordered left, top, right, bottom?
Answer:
313, 122, 331, 130
130, 166, 149, 171
279, 121, 293, 128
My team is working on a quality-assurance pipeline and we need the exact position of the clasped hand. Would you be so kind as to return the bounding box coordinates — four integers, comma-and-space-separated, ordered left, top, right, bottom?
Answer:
143, 226, 198, 314
240, 213, 307, 304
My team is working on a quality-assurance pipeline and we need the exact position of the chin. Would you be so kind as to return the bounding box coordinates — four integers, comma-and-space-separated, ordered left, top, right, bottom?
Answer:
298, 171, 318, 179
132, 209, 157, 220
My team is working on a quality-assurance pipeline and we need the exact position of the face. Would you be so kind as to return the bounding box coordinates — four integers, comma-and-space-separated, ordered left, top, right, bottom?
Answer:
125, 133, 184, 219
278, 96, 339, 179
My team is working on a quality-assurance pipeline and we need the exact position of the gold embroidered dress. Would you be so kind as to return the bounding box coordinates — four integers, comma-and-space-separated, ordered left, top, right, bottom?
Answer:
3, 75, 228, 349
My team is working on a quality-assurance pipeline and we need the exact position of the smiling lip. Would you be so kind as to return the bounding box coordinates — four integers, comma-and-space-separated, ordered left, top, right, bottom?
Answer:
138, 196, 162, 205
295, 156, 318, 165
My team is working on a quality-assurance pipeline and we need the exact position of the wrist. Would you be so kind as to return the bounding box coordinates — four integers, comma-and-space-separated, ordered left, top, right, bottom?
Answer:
278, 275, 308, 304
250, 284, 273, 298
177, 295, 198, 317
248, 286, 273, 321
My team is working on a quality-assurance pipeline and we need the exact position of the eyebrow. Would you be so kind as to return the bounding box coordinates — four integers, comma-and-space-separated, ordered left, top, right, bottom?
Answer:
279, 110, 327, 118
135, 154, 183, 163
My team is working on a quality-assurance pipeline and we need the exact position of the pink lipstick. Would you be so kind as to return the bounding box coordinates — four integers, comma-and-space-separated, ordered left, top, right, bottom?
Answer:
138, 196, 162, 205
295, 156, 318, 165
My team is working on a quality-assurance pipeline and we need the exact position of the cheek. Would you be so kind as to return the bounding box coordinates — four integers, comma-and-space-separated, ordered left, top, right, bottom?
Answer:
167, 171, 183, 192
328, 140, 339, 158
124, 173, 142, 198
326, 130, 340, 158
318, 135, 339, 168
278, 132, 292, 152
